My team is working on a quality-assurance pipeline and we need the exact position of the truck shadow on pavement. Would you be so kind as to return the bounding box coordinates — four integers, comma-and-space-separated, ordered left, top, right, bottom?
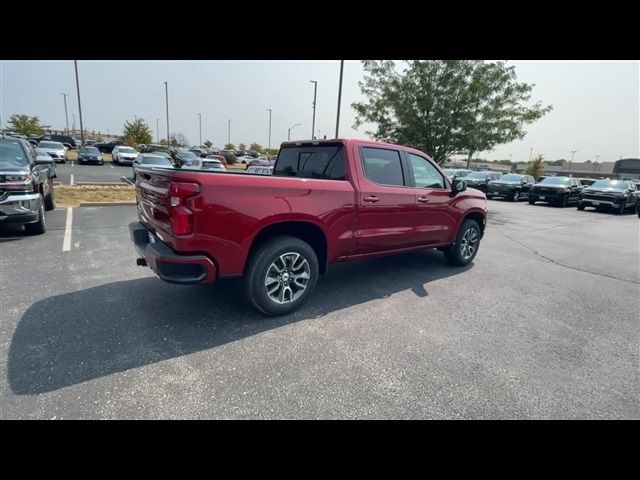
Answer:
8, 249, 471, 395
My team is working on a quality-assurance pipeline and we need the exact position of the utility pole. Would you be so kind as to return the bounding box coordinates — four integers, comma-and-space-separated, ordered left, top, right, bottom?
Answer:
529, 147, 533, 161
197, 113, 202, 147
72, 113, 76, 133
310, 80, 318, 139
569, 150, 577, 174
228, 119, 231, 146
61, 93, 69, 133
594, 154, 600, 173
335, 60, 344, 138
288, 123, 301, 141
266, 108, 272, 149
74, 61, 85, 147
164, 81, 170, 145
156, 118, 159, 143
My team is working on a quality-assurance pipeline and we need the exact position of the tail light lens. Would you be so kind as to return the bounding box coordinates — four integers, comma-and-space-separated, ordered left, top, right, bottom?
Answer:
169, 182, 199, 235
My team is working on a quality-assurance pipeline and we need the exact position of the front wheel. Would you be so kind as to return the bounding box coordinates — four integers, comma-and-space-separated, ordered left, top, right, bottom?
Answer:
44, 180, 55, 211
560, 194, 569, 207
486, 195, 493, 200
244, 236, 319, 316
443, 219, 481, 267
528, 199, 536, 205
25, 197, 46, 235
510, 190, 520, 202
577, 204, 585, 210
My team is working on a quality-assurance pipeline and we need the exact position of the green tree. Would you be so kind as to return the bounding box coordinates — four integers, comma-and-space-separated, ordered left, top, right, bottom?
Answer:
249, 142, 263, 154
224, 143, 235, 150
122, 117, 152, 148
203, 140, 213, 148
263, 148, 279, 157
352, 60, 552, 165
159, 138, 168, 146
7, 113, 49, 136
525, 154, 545, 178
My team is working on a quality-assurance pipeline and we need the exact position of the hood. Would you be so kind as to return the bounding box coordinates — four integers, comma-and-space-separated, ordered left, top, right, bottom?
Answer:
584, 187, 624, 194
532, 184, 568, 189
40, 147, 65, 153
0, 167, 30, 175
489, 180, 521, 185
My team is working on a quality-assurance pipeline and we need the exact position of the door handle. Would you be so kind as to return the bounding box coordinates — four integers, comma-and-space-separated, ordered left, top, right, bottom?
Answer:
417, 196, 430, 203
363, 195, 379, 203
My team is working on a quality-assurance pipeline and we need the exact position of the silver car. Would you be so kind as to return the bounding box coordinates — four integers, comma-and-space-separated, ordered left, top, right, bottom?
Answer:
37, 141, 67, 163
112, 145, 139, 165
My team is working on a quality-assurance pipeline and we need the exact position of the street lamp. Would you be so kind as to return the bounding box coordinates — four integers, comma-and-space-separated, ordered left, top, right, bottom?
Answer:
569, 150, 577, 174
197, 113, 202, 147
164, 82, 170, 145
156, 118, 159, 144
228, 119, 231, 146
266, 108, 272, 149
529, 147, 533, 161
288, 123, 301, 141
594, 154, 600, 172
310, 80, 318, 139
61, 93, 69, 133
74, 61, 85, 147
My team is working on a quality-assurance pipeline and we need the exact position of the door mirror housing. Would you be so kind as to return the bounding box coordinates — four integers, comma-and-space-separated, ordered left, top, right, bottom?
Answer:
451, 178, 467, 196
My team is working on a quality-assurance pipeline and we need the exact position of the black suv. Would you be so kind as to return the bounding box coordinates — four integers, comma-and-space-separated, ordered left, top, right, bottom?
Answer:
578, 179, 639, 214
529, 176, 583, 207
94, 140, 124, 153
39, 134, 77, 150
463, 171, 502, 193
486, 174, 535, 201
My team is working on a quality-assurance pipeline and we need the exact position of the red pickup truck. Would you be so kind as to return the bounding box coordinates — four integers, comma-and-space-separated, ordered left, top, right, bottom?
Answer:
129, 139, 487, 315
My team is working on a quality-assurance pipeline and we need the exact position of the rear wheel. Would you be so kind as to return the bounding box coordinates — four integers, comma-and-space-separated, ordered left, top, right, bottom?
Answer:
528, 199, 535, 205
44, 180, 55, 211
560, 194, 569, 207
618, 202, 626, 215
25, 197, 46, 235
486, 195, 493, 200
511, 190, 520, 202
577, 204, 585, 210
443, 219, 481, 267
244, 236, 319, 316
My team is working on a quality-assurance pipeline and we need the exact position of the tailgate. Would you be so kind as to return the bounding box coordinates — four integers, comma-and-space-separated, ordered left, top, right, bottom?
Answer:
135, 168, 174, 236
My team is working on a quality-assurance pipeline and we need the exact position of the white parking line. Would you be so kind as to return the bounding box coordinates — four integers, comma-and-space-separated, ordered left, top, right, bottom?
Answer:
121, 176, 134, 186
70, 174, 74, 186
108, 162, 114, 169
71, 161, 74, 167
63, 208, 73, 252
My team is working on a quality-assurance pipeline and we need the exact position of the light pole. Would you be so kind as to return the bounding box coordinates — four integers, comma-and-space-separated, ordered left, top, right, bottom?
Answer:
529, 147, 533, 161
288, 123, 301, 141
156, 118, 159, 143
569, 150, 577, 174
72, 113, 76, 133
335, 60, 344, 138
594, 154, 600, 173
266, 108, 272, 149
61, 93, 69, 133
197, 113, 202, 147
310, 80, 317, 139
228, 119, 231, 146
164, 81, 170, 145
74, 61, 85, 147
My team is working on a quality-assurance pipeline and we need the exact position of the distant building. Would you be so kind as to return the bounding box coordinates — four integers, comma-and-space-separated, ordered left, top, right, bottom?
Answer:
514, 159, 640, 179
443, 159, 511, 172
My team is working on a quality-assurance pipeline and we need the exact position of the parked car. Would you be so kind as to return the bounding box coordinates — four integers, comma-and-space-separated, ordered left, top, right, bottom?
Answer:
173, 149, 199, 165
443, 168, 473, 180
528, 176, 583, 207
486, 174, 535, 201
579, 178, 598, 187
184, 158, 226, 171
189, 148, 208, 158
39, 134, 77, 150
129, 138, 487, 316
93, 140, 124, 153
37, 141, 67, 163
237, 155, 255, 165
132, 153, 174, 181
204, 154, 227, 167
248, 155, 275, 167
112, 146, 139, 165
463, 171, 502, 193
577, 179, 639, 214
78, 146, 104, 165
536, 176, 547, 183
246, 165, 273, 175
35, 148, 58, 177
0, 137, 57, 234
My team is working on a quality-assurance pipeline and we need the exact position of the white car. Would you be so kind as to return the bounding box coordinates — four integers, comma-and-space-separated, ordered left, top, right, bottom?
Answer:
237, 155, 255, 165
112, 146, 139, 165
37, 141, 67, 163
185, 158, 226, 171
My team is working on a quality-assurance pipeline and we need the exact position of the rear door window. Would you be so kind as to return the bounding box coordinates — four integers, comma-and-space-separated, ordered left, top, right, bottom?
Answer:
360, 147, 405, 186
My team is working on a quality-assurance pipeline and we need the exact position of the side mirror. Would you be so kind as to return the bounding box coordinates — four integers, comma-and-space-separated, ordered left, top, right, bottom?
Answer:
451, 179, 467, 196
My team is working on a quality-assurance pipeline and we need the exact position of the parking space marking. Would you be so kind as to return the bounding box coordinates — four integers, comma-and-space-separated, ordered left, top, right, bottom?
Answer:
108, 163, 114, 169
70, 174, 74, 186
63, 208, 73, 251
71, 161, 74, 167
121, 176, 134, 186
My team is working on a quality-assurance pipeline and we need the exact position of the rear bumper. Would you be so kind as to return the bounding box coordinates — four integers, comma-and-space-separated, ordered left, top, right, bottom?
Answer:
129, 221, 217, 284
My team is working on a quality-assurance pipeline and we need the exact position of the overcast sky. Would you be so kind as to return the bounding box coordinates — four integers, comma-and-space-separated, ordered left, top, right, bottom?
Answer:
1, 60, 638, 162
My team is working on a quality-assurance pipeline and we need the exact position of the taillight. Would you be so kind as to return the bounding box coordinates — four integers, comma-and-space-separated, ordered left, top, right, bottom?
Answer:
169, 182, 199, 235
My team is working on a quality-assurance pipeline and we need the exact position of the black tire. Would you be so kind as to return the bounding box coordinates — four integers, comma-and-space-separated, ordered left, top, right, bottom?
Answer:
528, 199, 535, 205
243, 235, 319, 316
577, 204, 585, 211
486, 195, 493, 200
44, 180, 55, 211
510, 190, 520, 202
618, 202, 626, 215
25, 197, 46, 235
443, 219, 481, 267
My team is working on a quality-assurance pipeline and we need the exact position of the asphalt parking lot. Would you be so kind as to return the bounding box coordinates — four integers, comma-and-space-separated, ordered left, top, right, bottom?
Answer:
0, 201, 638, 419
55, 161, 133, 185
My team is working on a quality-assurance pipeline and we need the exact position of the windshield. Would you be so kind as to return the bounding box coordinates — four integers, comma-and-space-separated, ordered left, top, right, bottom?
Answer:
540, 177, 571, 185
0, 139, 29, 168
141, 156, 172, 166
35, 148, 51, 156
499, 174, 523, 182
201, 161, 221, 169
590, 180, 628, 190
81, 147, 101, 155
39, 141, 63, 149
119, 147, 136, 154
466, 172, 489, 179
178, 151, 198, 160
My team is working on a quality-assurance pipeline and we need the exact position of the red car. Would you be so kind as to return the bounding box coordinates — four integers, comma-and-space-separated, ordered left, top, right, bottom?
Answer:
130, 139, 487, 315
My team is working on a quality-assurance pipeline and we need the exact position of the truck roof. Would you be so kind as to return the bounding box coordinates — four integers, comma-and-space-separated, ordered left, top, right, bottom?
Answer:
279, 138, 430, 156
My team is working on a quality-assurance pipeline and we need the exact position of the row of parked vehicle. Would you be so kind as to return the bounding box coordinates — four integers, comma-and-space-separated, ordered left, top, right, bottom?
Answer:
446, 169, 640, 216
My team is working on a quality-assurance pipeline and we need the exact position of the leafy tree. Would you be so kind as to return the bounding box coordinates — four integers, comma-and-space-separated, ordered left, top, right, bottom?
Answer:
159, 138, 168, 146
352, 60, 552, 166
238, 143, 247, 151
263, 148, 279, 157
122, 117, 152, 148
249, 142, 263, 154
219, 151, 237, 165
525, 154, 545, 178
170, 132, 188, 147
203, 140, 213, 148
7, 113, 49, 136
224, 143, 235, 150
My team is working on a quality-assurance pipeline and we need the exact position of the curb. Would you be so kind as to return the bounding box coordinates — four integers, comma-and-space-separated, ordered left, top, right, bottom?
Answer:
75, 182, 132, 186
78, 201, 137, 207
